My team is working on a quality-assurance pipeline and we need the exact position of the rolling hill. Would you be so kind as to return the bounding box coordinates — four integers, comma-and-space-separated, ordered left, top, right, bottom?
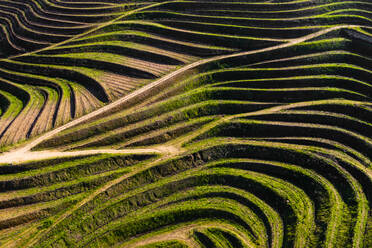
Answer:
0, 0, 371, 247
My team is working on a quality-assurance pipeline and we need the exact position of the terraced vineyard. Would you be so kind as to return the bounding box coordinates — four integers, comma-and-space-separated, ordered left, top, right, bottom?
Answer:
0, 0, 371, 247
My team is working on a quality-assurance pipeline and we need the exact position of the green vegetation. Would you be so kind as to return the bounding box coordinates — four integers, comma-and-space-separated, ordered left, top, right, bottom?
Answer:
0, 0, 371, 247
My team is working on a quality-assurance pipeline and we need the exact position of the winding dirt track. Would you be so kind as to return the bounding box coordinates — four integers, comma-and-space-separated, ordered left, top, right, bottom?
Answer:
0, 25, 358, 165
0, 148, 161, 164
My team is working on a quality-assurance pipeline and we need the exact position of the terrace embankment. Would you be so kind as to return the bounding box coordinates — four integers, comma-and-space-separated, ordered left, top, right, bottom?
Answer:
0, 1, 371, 248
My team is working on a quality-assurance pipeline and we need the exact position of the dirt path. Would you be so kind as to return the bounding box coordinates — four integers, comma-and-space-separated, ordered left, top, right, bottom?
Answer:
7, 25, 358, 157
0, 148, 162, 164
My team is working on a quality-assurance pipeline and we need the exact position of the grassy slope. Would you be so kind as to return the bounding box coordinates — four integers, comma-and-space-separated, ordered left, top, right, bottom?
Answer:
0, 0, 371, 247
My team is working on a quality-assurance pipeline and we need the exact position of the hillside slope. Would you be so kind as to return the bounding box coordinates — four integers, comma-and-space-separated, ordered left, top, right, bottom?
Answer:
0, 0, 371, 247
